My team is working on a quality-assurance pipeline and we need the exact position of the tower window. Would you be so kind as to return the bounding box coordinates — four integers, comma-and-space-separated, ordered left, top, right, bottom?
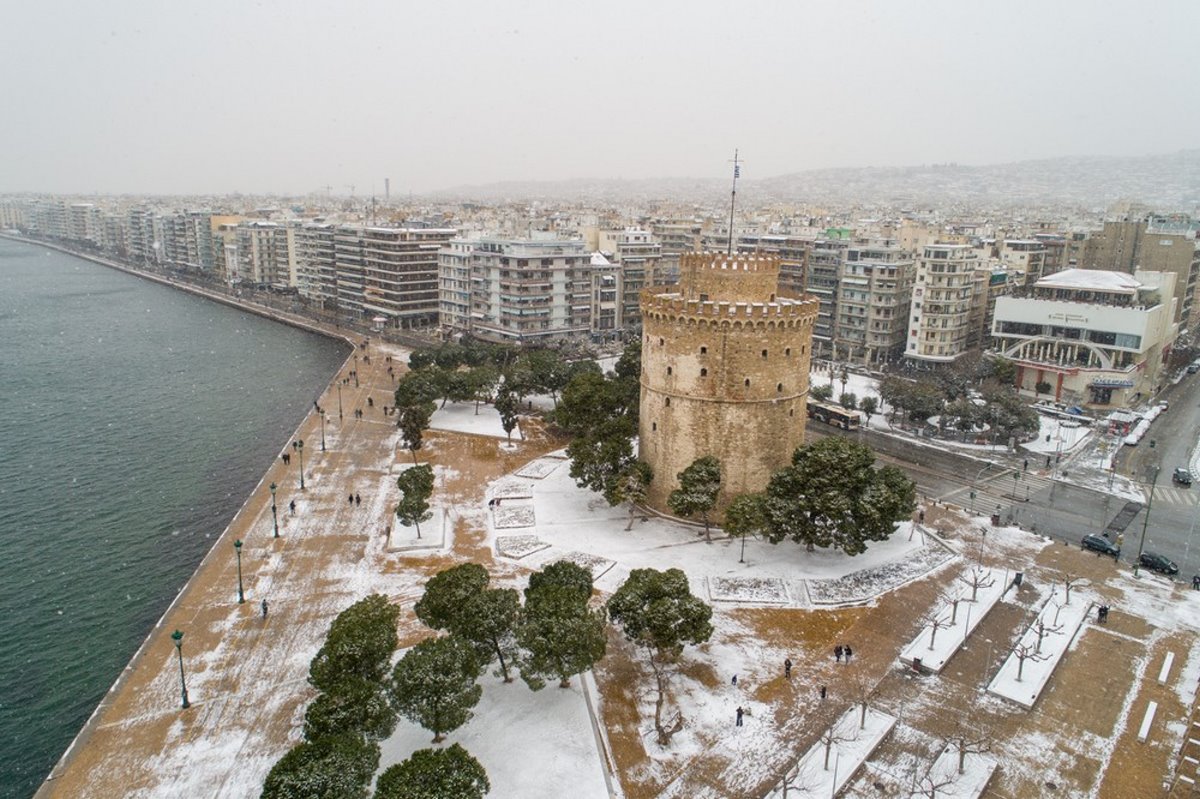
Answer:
762, 349, 768, 358
652, 422, 657, 431
667, 366, 672, 376
777, 383, 783, 392
785, 347, 792, 356
789, 409, 794, 416
744, 379, 751, 387
700, 346, 707, 355
659, 337, 664, 346
700, 368, 708, 377
665, 397, 671, 407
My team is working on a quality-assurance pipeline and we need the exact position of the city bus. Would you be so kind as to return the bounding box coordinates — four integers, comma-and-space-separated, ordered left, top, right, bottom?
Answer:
806, 399, 863, 431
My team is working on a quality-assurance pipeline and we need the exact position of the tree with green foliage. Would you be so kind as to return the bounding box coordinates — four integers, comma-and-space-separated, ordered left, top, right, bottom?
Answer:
762, 437, 916, 555
398, 402, 435, 464
810, 383, 834, 402
309, 594, 400, 693
525, 348, 571, 407
373, 744, 490, 799
493, 386, 520, 443
839, 391, 858, 410
858, 395, 878, 427
395, 464, 435, 538
516, 586, 607, 690
466, 364, 499, 413
303, 676, 397, 743
260, 733, 379, 799
723, 493, 768, 563
456, 588, 522, 683
607, 568, 713, 746
610, 460, 653, 529
414, 563, 490, 632
668, 456, 722, 541
525, 560, 594, 605
390, 636, 482, 743
394, 369, 441, 409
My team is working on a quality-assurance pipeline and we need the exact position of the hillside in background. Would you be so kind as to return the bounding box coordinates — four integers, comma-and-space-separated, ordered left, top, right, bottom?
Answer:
433, 150, 1200, 209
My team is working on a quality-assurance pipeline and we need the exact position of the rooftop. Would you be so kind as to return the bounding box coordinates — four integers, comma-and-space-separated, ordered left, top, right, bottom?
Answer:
1035, 268, 1141, 293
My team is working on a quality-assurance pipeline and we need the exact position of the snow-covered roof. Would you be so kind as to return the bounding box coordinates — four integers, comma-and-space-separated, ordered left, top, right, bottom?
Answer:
1035, 268, 1141, 293
590, 251, 612, 266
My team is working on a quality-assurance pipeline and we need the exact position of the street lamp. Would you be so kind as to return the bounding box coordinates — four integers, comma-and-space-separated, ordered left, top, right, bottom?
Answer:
319, 409, 327, 451
171, 629, 190, 709
234, 539, 245, 603
337, 384, 343, 420
269, 481, 279, 538
1133, 464, 1161, 577
292, 439, 305, 490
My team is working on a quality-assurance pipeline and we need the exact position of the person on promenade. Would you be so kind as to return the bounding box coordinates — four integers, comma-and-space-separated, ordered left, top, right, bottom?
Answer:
261, 599, 268, 619
735, 706, 744, 727
784, 658, 792, 679
834, 645, 843, 662
289, 500, 295, 514
355, 493, 361, 506
348, 493, 354, 505
843, 644, 853, 662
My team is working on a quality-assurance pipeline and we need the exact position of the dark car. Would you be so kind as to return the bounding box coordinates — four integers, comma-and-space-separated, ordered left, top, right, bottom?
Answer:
1174, 468, 1193, 486
1139, 552, 1179, 575
1082, 534, 1120, 557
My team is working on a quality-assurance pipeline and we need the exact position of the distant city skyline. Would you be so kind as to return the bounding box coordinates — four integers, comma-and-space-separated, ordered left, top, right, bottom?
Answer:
2, 0, 1198, 196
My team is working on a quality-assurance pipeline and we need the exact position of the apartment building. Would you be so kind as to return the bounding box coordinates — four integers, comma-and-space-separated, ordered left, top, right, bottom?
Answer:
999, 239, 1047, 286
905, 243, 980, 366
738, 233, 813, 299
437, 237, 474, 335
808, 236, 850, 357
237, 221, 294, 287
834, 240, 914, 365
447, 237, 594, 344
331, 226, 454, 329
991, 268, 1178, 407
597, 228, 662, 326
295, 223, 336, 306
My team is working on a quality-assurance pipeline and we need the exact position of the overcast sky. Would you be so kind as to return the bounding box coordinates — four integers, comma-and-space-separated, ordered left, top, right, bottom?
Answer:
1, 0, 1197, 196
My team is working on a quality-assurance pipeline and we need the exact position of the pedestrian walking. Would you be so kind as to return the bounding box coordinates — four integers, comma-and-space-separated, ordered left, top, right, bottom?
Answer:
819, 685, 827, 700
367, 397, 373, 407
918, 509, 925, 524
735, 706, 744, 727
1046, 456, 1051, 469
844, 644, 853, 662
348, 493, 354, 505
834, 645, 843, 663
731, 674, 738, 686
261, 599, 269, 619
1023, 458, 1029, 472
1192, 574, 1200, 590
289, 500, 296, 514
355, 493, 361, 506
784, 658, 792, 679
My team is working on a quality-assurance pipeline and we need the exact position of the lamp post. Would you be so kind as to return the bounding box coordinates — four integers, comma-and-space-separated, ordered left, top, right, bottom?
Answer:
234, 539, 245, 603
1133, 464, 1161, 577
269, 481, 279, 538
337, 384, 343, 420
319, 409, 327, 452
171, 630, 190, 709
292, 439, 305, 490
970, 462, 995, 514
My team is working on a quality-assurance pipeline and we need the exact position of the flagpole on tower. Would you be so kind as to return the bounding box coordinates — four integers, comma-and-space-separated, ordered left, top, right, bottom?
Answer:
727, 149, 741, 254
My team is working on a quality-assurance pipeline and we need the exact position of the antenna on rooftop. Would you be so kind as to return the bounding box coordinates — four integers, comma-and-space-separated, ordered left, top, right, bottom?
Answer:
727, 149, 741, 254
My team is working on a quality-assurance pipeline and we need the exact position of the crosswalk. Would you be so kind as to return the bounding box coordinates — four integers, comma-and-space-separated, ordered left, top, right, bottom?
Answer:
939, 472, 1200, 512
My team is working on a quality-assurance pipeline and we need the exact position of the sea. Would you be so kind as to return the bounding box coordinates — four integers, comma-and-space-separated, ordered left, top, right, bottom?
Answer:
0, 238, 350, 798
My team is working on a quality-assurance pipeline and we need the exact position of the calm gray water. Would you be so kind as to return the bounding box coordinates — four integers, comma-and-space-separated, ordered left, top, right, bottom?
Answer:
0, 239, 350, 798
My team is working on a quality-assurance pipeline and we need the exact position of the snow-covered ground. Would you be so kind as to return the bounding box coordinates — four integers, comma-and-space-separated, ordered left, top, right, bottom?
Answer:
987, 589, 1092, 708
765, 706, 896, 798
920, 746, 997, 799
429, 401, 520, 440
898, 566, 1010, 673
486, 456, 952, 606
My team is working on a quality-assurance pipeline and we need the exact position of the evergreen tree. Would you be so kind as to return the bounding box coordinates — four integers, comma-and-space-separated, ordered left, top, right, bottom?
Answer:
839, 391, 858, 410
373, 744, 490, 799
667, 456, 722, 541
610, 460, 653, 529
260, 734, 379, 799
309, 594, 400, 693
303, 676, 397, 743
858, 395, 878, 427
762, 437, 916, 554
390, 636, 482, 743
607, 568, 713, 746
455, 587, 522, 683
493, 386, 520, 443
413, 563, 490, 632
723, 493, 768, 563
516, 586, 607, 690
398, 402, 435, 464
525, 560, 593, 605
395, 464, 435, 538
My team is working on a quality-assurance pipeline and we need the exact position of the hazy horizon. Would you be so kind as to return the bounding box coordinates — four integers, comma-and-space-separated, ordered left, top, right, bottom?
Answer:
2, 0, 1197, 196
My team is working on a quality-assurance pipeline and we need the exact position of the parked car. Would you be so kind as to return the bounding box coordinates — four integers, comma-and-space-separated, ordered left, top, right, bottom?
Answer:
1081, 534, 1120, 557
1138, 552, 1179, 576
1187, 362, 1200, 374
1175, 468, 1193, 486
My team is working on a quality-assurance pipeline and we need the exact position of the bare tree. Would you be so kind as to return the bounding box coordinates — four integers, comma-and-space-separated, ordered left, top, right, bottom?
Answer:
912, 771, 959, 799
775, 761, 821, 798
947, 725, 992, 775
1063, 575, 1080, 606
1012, 642, 1050, 681
848, 670, 877, 729
1033, 617, 1063, 654
922, 605, 956, 651
957, 566, 996, 602
816, 713, 858, 771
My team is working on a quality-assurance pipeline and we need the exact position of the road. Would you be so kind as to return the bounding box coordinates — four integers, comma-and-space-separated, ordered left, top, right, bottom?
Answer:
806, 368, 1200, 579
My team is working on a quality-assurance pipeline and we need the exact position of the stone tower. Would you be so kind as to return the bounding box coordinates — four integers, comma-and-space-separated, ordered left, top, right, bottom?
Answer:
639, 252, 819, 512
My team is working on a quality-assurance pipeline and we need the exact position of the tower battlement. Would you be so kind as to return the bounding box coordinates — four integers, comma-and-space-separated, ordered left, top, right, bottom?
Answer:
678, 252, 782, 303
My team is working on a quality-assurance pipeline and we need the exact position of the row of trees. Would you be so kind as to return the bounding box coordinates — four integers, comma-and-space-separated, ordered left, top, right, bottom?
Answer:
260, 595, 485, 799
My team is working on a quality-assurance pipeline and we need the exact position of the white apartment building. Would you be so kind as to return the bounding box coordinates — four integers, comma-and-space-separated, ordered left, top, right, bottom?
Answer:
442, 237, 594, 344
835, 240, 914, 365
590, 252, 623, 338
331, 226, 455, 329
905, 244, 980, 365
438, 237, 474, 335
597, 228, 662, 326
999, 239, 1047, 286
991, 269, 1178, 407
